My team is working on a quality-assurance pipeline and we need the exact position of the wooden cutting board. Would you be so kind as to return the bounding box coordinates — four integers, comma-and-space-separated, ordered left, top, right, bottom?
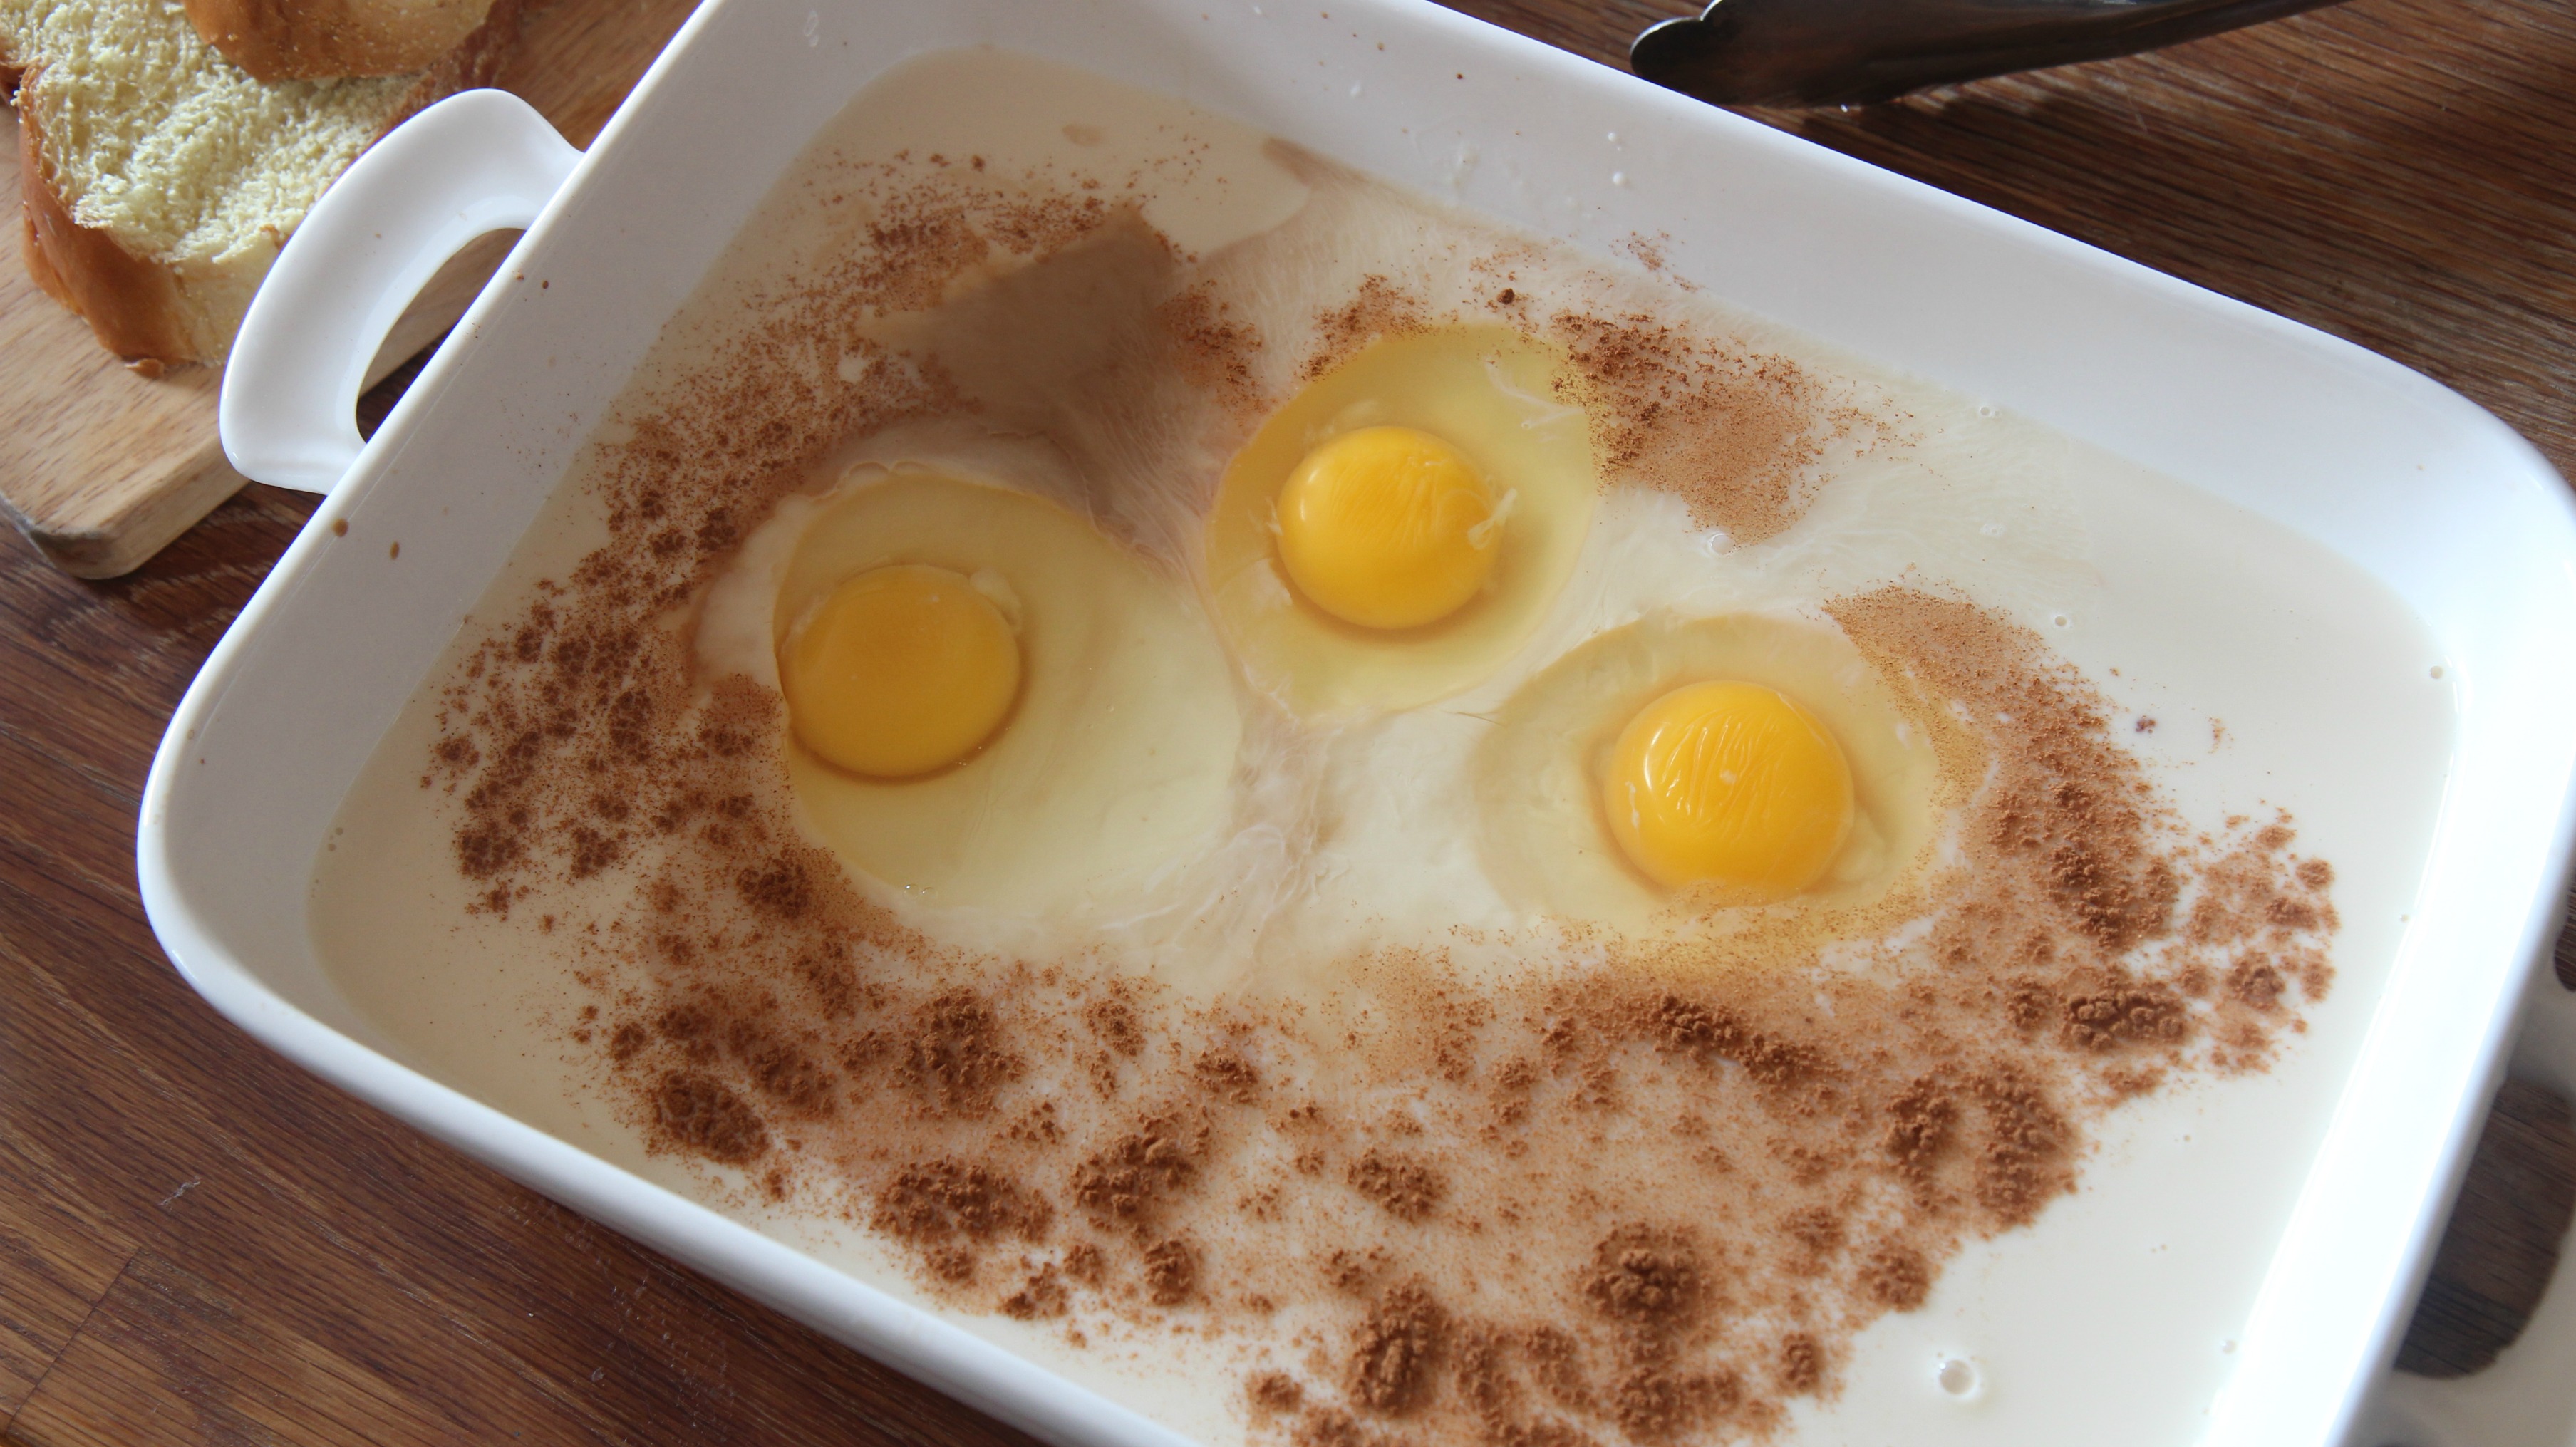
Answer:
0, 0, 701, 579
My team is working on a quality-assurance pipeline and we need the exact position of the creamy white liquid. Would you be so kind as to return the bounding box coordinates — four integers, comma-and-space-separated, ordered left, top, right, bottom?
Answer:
310, 48, 2455, 1447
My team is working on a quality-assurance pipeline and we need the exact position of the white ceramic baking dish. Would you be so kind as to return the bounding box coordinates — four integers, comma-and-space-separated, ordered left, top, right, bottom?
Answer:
140, 1, 2576, 1443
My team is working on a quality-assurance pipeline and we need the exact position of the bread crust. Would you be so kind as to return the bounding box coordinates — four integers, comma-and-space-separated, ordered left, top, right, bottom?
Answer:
182, 0, 498, 82
14, 0, 527, 369
19, 102, 197, 369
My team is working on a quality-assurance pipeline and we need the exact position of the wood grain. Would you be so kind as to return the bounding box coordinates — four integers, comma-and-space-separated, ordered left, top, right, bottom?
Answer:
2400, 1076, 2576, 1378
0, 0, 700, 581
4, 1, 2573, 1442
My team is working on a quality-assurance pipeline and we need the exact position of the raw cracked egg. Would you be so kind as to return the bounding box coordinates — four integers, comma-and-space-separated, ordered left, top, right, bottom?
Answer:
782, 563, 1023, 779
1605, 679, 1856, 899
768, 467, 1242, 913
1473, 611, 1943, 935
1206, 326, 1599, 717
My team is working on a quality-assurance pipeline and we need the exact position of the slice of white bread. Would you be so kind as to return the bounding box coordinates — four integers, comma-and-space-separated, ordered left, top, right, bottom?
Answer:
2, 0, 519, 368
183, 0, 502, 83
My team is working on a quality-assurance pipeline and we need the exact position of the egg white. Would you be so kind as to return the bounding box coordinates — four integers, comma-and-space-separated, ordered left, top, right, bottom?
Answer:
687, 152, 2102, 998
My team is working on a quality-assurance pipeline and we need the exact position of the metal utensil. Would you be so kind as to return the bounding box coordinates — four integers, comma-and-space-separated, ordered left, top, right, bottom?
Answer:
1630, 0, 2349, 108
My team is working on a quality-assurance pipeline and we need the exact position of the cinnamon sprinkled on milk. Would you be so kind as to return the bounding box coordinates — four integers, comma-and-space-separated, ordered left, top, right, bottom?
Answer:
312, 48, 2453, 1447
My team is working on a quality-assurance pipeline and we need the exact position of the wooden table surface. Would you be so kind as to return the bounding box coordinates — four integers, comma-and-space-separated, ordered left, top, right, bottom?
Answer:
5, 0, 2573, 1441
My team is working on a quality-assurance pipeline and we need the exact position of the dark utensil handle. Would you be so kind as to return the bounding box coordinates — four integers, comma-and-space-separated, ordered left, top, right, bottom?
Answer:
1631, 0, 2350, 106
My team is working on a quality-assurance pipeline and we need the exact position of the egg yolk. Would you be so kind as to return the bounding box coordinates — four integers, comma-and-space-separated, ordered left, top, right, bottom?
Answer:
1604, 680, 1855, 897
780, 564, 1020, 779
1276, 425, 1501, 631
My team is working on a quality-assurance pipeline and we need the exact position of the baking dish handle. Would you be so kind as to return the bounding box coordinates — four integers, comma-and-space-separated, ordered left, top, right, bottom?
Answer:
219, 89, 579, 494
2374, 970, 2576, 1447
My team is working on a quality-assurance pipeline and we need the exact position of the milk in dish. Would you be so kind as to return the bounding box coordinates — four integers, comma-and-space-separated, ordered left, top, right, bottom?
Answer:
309, 48, 2455, 1447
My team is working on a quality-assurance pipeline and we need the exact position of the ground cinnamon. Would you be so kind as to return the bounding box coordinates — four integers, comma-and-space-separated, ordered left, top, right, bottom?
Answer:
408, 147, 2343, 1447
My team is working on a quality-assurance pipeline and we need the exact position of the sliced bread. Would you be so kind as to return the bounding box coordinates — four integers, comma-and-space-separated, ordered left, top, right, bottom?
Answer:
3, 0, 520, 368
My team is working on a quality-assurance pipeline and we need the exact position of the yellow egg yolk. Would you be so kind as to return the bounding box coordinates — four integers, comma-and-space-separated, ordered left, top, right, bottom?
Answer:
781, 564, 1021, 779
1275, 425, 1501, 630
1604, 680, 1855, 897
